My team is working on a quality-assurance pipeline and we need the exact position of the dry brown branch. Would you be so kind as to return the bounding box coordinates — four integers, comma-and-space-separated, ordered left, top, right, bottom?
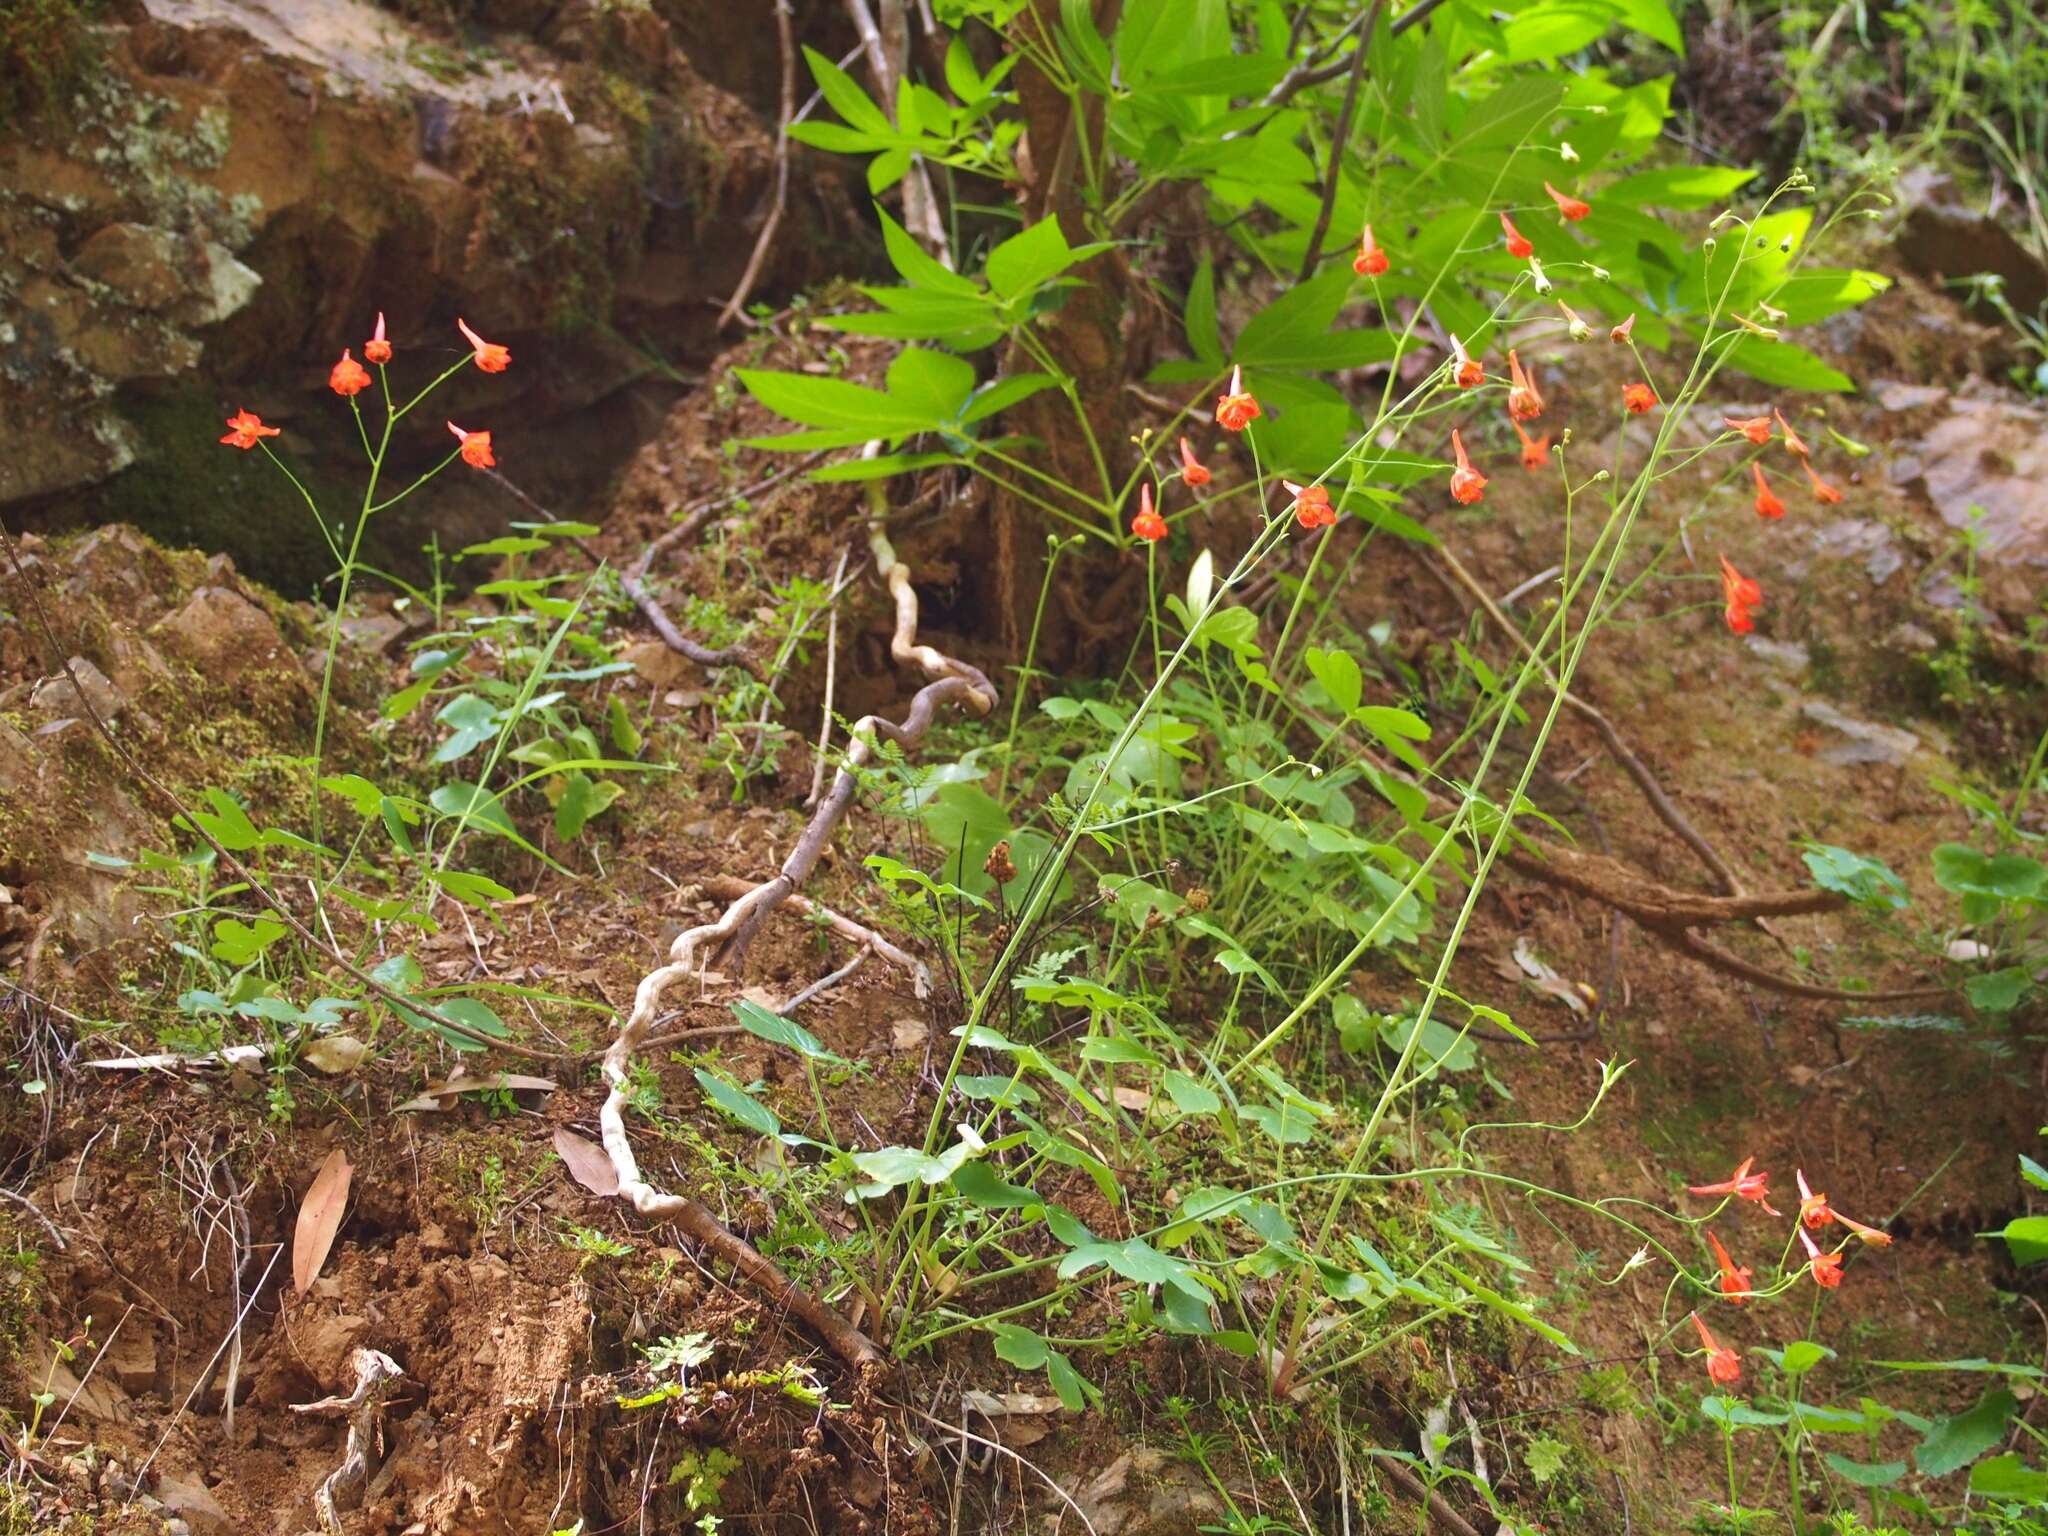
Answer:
846, 0, 952, 264
717, 0, 796, 329
703, 875, 931, 996
292, 1346, 404, 1536
1381, 1460, 1484, 1536
600, 522, 994, 1373
807, 546, 852, 806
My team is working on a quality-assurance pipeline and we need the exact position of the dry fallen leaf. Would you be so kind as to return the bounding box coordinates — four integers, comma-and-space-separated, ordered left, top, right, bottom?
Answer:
1512, 937, 1591, 1016
300, 1036, 369, 1076
395, 1073, 558, 1112
553, 1128, 620, 1197
890, 1017, 928, 1051
1112, 1086, 1153, 1112
293, 1148, 353, 1297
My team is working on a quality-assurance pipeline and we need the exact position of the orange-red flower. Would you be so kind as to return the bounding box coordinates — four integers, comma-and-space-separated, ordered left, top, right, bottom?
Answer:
1178, 436, 1211, 488
1623, 381, 1657, 414
1544, 180, 1590, 221
1500, 211, 1533, 259
1449, 429, 1487, 506
364, 311, 392, 365
1799, 1227, 1844, 1289
1131, 481, 1166, 542
447, 419, 496, 469
1707, 1230, 1753, 1305
1353, 223, 1389, 277
1215, 365, 1261, 433
1725, 415, 1772, 445
1752, 463, 1785, 520
1774, 407, 1810, 458
1284, 480, 1336, 530
1610, 312, 1636, 344
1449, 334, 1484, 390
329, 348, 371, 397
1836, 1212, 1894, 1248
1514, 418, 1549, 470
1507, 350, 1545, 420
219, 408, 280, 450
1805, 462, 1843, 504
1720, 556, 1762, 635
1795, 1169, 1832, 1230
457, 317, 511, 373
1688, 1155, 1780, 1214
1691, 1313, 1741, 1386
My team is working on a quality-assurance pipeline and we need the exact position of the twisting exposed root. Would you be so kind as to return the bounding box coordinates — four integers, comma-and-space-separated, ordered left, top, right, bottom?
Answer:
292, 1347, 404, 1536
600, 526, 994, 1373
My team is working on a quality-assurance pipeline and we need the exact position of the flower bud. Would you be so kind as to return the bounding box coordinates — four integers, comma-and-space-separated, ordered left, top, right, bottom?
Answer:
1559, 141, 1579, 162
1528, 256, 1552, 295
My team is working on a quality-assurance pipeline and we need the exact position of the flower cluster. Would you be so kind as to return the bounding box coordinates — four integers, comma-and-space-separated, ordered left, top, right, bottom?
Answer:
1681, 1156, 1895, 1387
219, 316, 511, 471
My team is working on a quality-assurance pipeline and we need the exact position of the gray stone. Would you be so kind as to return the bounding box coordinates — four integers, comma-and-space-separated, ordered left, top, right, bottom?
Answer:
70, 223, 187, 310
1800, 701, 1919, 767
31, 658, 121, 726
153, 587, 289, 683
155, 1474, 232, 1536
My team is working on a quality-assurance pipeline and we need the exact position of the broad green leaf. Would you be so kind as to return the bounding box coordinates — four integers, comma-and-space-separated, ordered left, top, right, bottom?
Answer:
1824, 1454, 1906, 1489
886, 347, 977, 422
961, 372, 1058, 424
1990, 1216, 2048, 1267
731, 998, 850, 1066
1916, 1389, 2018, 1478
1303, 647, 1363, 716
1185, 255, 1222, 365
1718, 336, 1853, 392
1446, 1264, 1578, 1353
430, 869, 515, 907
1972, 1454, 2048, 1502
986, 219, 1078, 300
1801, 843, 1909, 910
735, 369, 933, 434
694, 1069, 781, 1137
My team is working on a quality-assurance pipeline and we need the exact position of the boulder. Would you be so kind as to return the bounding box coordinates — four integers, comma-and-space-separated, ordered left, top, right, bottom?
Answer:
152, 586, 289, 682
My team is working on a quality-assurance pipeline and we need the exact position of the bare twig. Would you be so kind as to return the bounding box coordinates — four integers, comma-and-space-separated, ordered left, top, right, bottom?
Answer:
807, 547, 852, 807
718, 0, 797, 329
1380, 1460, 1483, 1536
0, 1186, 65, 1250
704, 876, 932, 997
1298, 0, 1385, 281
846, 0, 952, 264
779, 948, 870, 1016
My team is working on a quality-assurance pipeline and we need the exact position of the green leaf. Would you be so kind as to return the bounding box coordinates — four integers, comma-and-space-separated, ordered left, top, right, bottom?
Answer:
886, 347, 977, 422
694, 1069, 781, 1137
1236, 266, 1395, 371
430, 784, 519, 839
985, 218, 1090, 300
1445, 1264, 1578, 1354
731, 998, 850, 1065
809, 450, 958, 483
988, 1322, 1049, 1369
961, 372, 1058, 425
1185, 255, 1222, 365
461, 535, 550, 558
1303, 647, 1363, 716
211, 915, 286, 966
430, 869, 515, 907
606, 695, 643, 756
1701, 1396, 1789, 1428
1604, 165, 1758, 209
382, 676, 434, 720
1608, 0, 1683, 53
1162, 1069, 1220, 1115
1801, 843, 1909, 911
736, 369, 933, 435
951, 1160, 1041, 1209
417, 995, 509, 1050
2021, 1155, 2048, 1193
801, 44, 897, 136
1967, 967, 2031, 1013
1916, 1389, 2018, 1478
1972, 1454, 2048, 1502
1824, 1453, 1906, 1489
187, 789, 260, 852
1990, 1216, 2048, 1267
1500, 2, 1617, 62
1718, 336, 1853, 392
1932, 844, 2047, 902
1778, 1340, 1834, 1377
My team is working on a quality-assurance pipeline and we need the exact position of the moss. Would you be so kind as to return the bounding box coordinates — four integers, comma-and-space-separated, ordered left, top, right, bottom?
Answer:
0, 0, 105, 130
0, 1220, 44, 1363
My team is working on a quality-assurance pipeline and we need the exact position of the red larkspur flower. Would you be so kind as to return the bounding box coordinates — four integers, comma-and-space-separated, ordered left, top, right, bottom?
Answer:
1500, 211, 1533, 259
1687, 1155, 1779, 1214
1131, 482, 1166, 542
457, 317, 511, 373
1544, 180, 1590, 221
1284, 480, 1336, 531
1514, 419, 1550, 470
1752, 463, 1785, 520
1507, 349, 1544, 421
1707, 1230, 1753, 1305
329, 348, 371, 397
1719, 556, 1762, 635
1799, 1227, 1844, 1289
364, 312, 392, 365
1610, 313, 1636, 344
1691, 1313, 1741, 1386
1774, 407, 1810, 458
1178, 436, 1211, 488
219, 408, 280, 450
1725, 414, 1772, 445
1805, 462, 1843, 504
1353, 223, 1389, 277
1449, 334, 1484, 390
1215, 365, 1261, 433
1623, 381, 1657, 414
1449, 429, 1487, 506
448, 419, 496, 469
